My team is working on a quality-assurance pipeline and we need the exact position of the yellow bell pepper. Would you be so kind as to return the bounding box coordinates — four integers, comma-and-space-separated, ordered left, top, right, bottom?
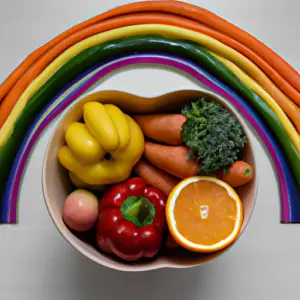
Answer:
69, 172, 105, 191
57, 102, 144, 185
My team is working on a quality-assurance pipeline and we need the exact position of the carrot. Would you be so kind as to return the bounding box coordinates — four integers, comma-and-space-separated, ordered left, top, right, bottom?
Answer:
216, 161, 254, 187
2, 12, 300, 126
2, 2, 300, 106
143, 141, 200, 179
132, 114, 186, 145
134, 159, 179, 196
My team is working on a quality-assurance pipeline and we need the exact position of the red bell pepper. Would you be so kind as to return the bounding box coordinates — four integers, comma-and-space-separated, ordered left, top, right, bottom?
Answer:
165, 234, 179, 249
96, 177, 166, 261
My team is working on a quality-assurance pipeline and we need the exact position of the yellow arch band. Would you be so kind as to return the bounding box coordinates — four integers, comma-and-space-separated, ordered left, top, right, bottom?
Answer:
212, 52, 300, 149
1, 24, 299, 153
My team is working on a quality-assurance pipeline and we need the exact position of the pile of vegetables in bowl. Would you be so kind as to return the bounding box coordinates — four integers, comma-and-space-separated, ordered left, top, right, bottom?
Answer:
56, 96, 254, 262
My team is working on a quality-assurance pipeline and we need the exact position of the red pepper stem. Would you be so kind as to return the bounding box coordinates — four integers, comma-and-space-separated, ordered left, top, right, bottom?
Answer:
127, 198, 148, 221
120, 196, 156, 227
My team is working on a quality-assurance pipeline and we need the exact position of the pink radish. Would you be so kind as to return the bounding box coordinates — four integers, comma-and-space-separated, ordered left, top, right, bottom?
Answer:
62, 189, 99, 232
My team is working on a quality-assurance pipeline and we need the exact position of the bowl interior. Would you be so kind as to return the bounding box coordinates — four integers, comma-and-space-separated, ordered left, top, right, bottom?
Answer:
43, 89, 257, 272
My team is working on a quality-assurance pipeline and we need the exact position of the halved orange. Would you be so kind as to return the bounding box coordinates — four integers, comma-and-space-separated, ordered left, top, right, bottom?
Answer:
166, 176, 243, 253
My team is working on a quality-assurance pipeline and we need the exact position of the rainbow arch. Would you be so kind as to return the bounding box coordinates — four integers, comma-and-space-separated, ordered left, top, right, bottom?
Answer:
0, 1, 299, 224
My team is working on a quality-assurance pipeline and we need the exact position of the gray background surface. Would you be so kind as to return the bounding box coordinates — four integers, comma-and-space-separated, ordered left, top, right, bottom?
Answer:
0, 1, 300, 299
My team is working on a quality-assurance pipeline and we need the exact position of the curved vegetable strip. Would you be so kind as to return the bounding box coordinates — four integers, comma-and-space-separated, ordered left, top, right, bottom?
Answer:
1, 1, 299, 99
211, 53, 300, 133
1, 60, 116, 222
0, 36, 299, 192
0, 36, 299, 205
1, 67, 96, 222
2, 54, 299, 224
1, 14, 299, 124
1, 25, 300, 153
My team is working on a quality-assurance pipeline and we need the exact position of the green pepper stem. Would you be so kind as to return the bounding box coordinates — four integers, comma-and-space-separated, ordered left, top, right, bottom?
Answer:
245, 168, 252, 176
120, 196, 156, 227
126, 199, 148, 221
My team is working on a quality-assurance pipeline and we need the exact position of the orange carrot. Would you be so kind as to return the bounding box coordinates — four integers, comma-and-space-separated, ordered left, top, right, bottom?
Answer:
216, 161, 254, 187
134, 159, 179, 196
143, 141, 200, 179
132, 114, 186, 145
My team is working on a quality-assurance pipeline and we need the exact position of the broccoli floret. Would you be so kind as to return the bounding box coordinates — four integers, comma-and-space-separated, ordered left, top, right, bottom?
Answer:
181, 98, 247, 175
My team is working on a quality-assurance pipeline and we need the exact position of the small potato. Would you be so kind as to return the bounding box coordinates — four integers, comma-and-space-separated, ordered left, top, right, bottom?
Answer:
62, 189, 99, 232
